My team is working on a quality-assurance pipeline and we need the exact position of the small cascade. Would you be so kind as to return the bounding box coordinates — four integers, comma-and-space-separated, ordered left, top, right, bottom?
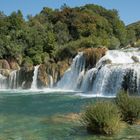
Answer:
49, 75, 53, 88
8, 70, 19, 89
56, 52, 85, 89
31, 65, 40, 89
0, 74, 7, 89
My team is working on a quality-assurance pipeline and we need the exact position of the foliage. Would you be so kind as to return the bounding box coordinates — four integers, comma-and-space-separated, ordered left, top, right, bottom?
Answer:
22, 56, 33, 67
127, 21, 140, 41
116, 91, 140, 124
0, 4, 138, 65
53, 45, 77, 61
81, 101, 121, 135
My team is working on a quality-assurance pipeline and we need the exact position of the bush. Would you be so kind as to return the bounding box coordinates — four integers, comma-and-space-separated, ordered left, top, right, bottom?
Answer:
22, 56, 33, 67
32, 54, 42, 65
81, 101, 121, 135
53, 45, 77, 61
116, 91, 140, 124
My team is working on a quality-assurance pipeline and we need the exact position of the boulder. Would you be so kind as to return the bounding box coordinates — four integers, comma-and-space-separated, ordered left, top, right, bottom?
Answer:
132, 56, 139, 63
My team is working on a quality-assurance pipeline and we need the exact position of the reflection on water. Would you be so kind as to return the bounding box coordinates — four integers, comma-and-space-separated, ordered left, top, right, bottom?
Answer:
0, 90, 140, 140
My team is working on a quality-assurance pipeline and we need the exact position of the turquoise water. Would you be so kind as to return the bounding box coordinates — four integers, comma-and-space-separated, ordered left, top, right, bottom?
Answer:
0, 90, 140, 140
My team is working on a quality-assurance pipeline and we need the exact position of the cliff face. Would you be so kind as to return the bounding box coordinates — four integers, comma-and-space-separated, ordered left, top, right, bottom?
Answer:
0, 48, 107, 89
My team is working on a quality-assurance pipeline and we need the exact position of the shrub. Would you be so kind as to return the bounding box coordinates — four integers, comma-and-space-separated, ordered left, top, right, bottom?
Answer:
53, 45, 77, 61
116, 91, 140, 124
81, 101, 121, 135
22, 56, 33, 67
32, 54, 42, 65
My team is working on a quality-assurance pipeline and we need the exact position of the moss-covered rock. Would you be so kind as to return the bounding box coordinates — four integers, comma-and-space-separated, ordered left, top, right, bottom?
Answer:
81, 47, 108, 69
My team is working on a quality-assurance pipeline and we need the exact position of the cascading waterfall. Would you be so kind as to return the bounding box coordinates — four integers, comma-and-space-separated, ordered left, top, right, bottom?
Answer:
80, 68, 97, 92
0, 74, 7, 89
49, 75, 53, 88
0, 70, 19, 89
57, 48, 140, 95
8, 70, 19, 89
31, 65, 40, 89
0, 48, 140, 95
56, 52, 85, 89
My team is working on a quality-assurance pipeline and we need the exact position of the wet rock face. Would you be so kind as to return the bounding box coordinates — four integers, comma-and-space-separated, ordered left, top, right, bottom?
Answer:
38, 64, 49, 88
18, 66, 34, 89
37, 61, 70, 88
122, 69, 139, 95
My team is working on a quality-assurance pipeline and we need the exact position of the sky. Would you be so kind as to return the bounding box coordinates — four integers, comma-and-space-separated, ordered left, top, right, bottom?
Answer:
0, 0, 140, 25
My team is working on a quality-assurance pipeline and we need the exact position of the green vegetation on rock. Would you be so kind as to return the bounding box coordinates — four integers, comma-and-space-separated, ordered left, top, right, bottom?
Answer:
116, 91, 140, 124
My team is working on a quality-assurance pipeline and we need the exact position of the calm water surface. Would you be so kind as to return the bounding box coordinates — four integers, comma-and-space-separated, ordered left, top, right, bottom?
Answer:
0, 90, 140, 140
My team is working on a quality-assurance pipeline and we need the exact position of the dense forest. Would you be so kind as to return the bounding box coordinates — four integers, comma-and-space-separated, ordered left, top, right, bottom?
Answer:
0, 4, 139, 66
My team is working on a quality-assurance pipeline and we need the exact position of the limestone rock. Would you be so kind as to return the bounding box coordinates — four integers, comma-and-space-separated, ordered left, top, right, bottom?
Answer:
0, 59, 10, 69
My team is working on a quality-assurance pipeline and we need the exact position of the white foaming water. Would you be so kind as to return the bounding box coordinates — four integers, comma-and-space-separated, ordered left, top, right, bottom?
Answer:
49, 75, 53, 88
31, 65, 40, 89
96, 48, 140, 68
80, 68, 97, 92
0, 70, 19, 89
92, 64, 129, 95
0, 74, 7, 89
9, 70, 18, 89
56, 52, 85, 89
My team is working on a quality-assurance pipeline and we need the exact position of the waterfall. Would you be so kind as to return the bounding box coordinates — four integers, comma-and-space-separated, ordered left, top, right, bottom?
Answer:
0, 70, 19, 89
8, 70, 19, 89
57, 48, 140, 95
56, 52, 85, 89
0, 74, 7, 89
49, 75, 53, 88
31, 65, 40, 89
80, 68, 97, 92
